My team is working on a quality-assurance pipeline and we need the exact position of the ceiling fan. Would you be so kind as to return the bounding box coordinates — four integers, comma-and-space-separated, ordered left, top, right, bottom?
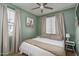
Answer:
32, 3, 53, 13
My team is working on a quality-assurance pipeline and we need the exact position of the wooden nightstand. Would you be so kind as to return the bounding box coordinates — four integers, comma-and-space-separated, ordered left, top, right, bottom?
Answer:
65, 40, 76, 56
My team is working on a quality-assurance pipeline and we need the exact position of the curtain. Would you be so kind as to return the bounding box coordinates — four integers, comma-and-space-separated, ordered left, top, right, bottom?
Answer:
0, 4, 9, 56
41, 16, 46, 35
41, 13, 65, 40
55, 13, 65, 39
11, 9, 21, 53
41, 16, 52, 38
0, 4, 3, 56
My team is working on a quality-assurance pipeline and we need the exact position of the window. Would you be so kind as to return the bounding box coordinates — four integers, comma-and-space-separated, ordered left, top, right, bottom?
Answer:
7, 8, 15, 35
46, 16, 56, 34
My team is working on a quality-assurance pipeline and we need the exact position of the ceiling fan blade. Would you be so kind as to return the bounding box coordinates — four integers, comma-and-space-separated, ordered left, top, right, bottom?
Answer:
36, 3, 41, 6
41, 9, 43, 13
32, 7, 40, 10
44, 6, 53, 10
43, 3, 47, 6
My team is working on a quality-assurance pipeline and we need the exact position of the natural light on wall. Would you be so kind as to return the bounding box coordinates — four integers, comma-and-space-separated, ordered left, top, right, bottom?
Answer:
7, 8, 15, 36
46, 16, 56, 34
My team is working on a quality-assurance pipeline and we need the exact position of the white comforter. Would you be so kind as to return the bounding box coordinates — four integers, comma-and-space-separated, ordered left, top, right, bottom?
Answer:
19, 37, 64, 56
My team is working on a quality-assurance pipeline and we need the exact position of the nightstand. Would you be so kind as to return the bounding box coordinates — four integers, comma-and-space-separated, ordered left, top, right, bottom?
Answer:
65, 40, 76, 56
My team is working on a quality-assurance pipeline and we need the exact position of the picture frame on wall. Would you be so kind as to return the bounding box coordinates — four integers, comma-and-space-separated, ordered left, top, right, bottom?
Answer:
25, 17, 34, 27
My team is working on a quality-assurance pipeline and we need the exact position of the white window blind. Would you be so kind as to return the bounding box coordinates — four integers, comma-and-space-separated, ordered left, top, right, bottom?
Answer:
7, 8, 15, 35
46, 16, 56, 34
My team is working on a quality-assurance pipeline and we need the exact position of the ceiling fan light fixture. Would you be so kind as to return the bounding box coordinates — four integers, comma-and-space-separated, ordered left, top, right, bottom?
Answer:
32, 3, 53, 13
40, 5, 43, 9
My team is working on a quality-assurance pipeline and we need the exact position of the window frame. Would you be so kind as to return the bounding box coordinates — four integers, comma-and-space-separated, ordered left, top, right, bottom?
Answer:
46, 16, 56, 34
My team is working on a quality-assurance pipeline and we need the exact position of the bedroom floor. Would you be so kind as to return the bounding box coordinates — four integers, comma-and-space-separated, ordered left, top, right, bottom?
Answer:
8, 52, 76, 56
8, 53, 28, 56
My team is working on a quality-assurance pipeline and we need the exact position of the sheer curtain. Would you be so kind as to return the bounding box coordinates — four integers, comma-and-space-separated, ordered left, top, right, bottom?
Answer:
41, 16, 46, 35
41, 16, 52, 38
11, 9, 21, 53
41, 13, 65, 40
55, 13, 65, 39
0, 4, 3, 56
0, 4, 9, 56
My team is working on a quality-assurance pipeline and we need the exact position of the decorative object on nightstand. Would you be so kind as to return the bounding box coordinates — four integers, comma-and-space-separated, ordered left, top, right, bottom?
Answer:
66, 33, 70, 41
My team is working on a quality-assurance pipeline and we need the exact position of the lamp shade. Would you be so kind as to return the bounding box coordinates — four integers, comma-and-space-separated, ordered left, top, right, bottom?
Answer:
66, 33, 70, 38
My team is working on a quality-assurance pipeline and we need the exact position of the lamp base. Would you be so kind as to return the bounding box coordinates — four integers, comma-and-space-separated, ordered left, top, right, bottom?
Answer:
66, 38, 69, 41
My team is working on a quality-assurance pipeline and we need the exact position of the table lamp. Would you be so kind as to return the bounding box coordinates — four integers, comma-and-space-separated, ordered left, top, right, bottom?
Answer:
66, 33, 70, 41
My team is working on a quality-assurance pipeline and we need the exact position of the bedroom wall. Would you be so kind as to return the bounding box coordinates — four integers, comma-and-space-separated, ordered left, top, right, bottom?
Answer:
6, 4, 39, 49
7, 4, 39, 40
38, 8, 75, 41
36, 16, 41, 36
64, 8, 75, 41
75, 26, 79, 55
75, 4, 79, 55
20, 10, 38, 40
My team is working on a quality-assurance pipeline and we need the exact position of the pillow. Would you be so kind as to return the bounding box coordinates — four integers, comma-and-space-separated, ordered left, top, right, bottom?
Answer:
40, 34, 63, 41
51, 35, 63, 41
40, 34, 51, 39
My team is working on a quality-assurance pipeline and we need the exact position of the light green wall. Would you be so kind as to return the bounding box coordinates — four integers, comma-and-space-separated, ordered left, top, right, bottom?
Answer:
20, 10, 38, 41
75, 26, 79, 55
64, 8, 75, 41
7, 4, 39, 41
6, 4, 39, 49
37, 16, 41, 36
75, 4, 79, 55
38, 8, 75, 41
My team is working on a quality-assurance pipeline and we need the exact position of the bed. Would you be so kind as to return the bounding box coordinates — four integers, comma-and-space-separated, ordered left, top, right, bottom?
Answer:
19, 37, 65, 56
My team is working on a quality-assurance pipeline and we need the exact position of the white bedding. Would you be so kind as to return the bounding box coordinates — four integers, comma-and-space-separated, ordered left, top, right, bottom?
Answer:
33, 37, 64, 47
19, 37, 64, 56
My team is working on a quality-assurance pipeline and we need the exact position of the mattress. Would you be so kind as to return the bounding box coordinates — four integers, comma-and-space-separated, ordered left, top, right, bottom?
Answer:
19, 37, 65, 56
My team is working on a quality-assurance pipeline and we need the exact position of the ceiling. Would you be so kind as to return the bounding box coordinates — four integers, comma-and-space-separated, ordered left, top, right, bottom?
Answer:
13, 3, 76, 16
